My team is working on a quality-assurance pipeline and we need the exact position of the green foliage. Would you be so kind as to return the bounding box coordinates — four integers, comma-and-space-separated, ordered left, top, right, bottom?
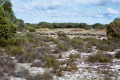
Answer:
69, 54, 80, 62
115, 51, 120, 59
27, 26, 36, 32
71, 37, 84, 49
107, 18, 120, 39
87, 51, 112, 63
0, 6, 16, 46
6, 45, 24, 56
57, 31, 69, 41
3, 0, 16, 22
0, 17, 16, 45
32, 21, 106, 29
57, 43, 69, 51
44, 56, 60, 69
92, 23, 105, 29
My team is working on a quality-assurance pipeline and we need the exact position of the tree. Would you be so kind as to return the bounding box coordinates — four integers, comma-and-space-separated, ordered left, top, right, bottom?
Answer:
107, 18, 120, 39
0, 7, 16, 45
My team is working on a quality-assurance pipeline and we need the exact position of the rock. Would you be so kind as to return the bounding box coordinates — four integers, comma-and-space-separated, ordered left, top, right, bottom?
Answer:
26, 72, 53, 80
31, 60, 44, 67
0, 56, 16, 76
107, 18, 120, 39
14, 69, 29, 78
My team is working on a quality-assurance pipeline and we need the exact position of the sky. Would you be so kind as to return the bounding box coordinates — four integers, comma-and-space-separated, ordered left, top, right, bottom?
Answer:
11, 0, 120, 24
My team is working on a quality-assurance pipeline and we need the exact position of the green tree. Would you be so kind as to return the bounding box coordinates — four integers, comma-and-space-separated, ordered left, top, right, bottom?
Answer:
107, 18, 120, 39
0, 7, 16, 46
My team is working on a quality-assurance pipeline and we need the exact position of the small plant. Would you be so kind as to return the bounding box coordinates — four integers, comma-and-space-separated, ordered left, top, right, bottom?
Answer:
65, 63, 78, 72
115, 51, 120, 59
27, 26, 36, 32
87, 51, 112, 63
57, 31, 68, 40
57, 43, 69, 51
44, 56, 60, 69
71, 37, 84, 49
6, 45, 24, 56
69, 54, 80, 62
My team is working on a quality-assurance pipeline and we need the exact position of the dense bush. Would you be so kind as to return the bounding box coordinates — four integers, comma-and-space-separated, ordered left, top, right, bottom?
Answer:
107, 18, 120, 39
0, 8, 16, 46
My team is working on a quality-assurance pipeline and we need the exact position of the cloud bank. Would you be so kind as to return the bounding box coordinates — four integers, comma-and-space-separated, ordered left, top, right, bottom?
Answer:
11, 0, 120, 24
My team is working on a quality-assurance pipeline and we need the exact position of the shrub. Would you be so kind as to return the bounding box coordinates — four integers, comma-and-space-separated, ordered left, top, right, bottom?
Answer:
17, 52, 36, 63
87, 51, 112, 63
69, 54, 80, 62
0, 14, 16, 46
6, 46, 24, 56
57, 31, 69, 41
115, 51, 120, 59
64, 63, 78, 72
57, 43, 69, 51
27, 26, 36, 32
0, 38, 17, 46
71, 37, 84, 49
44, 56, 60, 69
96, 40, 114, 51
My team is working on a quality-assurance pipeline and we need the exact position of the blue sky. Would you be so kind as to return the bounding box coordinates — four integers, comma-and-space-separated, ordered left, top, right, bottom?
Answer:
11, 0, 120, 24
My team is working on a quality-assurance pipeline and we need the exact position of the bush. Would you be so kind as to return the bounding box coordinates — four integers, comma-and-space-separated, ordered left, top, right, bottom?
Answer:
6, 45, 24, 56
87, 51, 112, 63
57, 31, 69, 41
44, 56, 60, 69
71, 37, 84, 49
57, 43, 69, 51
27, 26, 36, 32
69, 54, 80, 62
64, 63, 78, 72
16, 52, 36, 63
115, 51, 120, 59
0, 38, 17, 46
0, 9, 16, 46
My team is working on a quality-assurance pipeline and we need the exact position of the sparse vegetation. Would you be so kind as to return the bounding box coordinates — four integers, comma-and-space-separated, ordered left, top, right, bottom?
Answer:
44, 56, 60, 69
87, 51, 112, 63
69, 54, 80, 62
0, 0, 120, 79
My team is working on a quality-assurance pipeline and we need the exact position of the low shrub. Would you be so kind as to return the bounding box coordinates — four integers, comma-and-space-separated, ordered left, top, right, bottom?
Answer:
87, 51, 112, 63
6, 45, 24, 56
0, 38, 17, 46
115, 51, 120, 59
64, 63, 78, 72
71, 37, 84, 49
27, 26, 36, 32
69, 54, 80, 62
44, 56, 60, 69
57, 43, 69, 51
57, 31, 69, 41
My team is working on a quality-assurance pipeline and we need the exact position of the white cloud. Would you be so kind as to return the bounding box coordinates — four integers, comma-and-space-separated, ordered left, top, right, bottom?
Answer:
107, 8, 120, 15
112, 0, 120, 3
11, 0, 120, 24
